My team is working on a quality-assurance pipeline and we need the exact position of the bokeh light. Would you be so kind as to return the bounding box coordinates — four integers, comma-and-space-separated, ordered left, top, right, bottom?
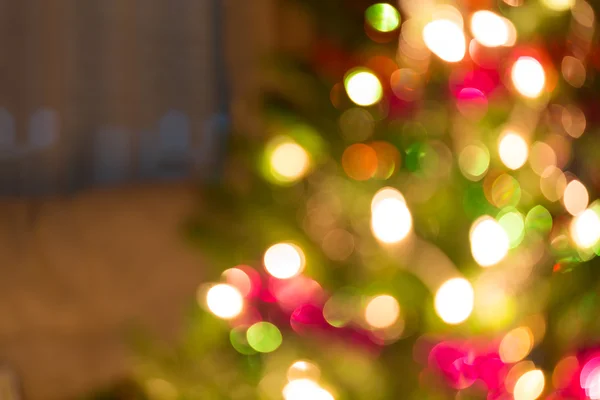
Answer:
562, 105, 586, 138
222, 267, 252, 297
571, 208, 600, 249
365, 3, 400, 33
339, 108, 374, 142
562, 56, 586, 88
344, 68, 383, 106
552, 355, 578, 389
364, 294, 400, 329
470, 10, 516, 47
287, 360, 321, 382
283, 379, 334, 400
270, 141, 310, 183
499, 131, 529, 170
499, 327, 534, 363
498, 210, 525, 248
563, 180, 589, 216
529, 141, 556, 176
434, 278, 474, 325
491, 173, 522, 208
541, 0, 575, 11
470, 216, 510, 267
525, 205, 553, 235
422, 19, 466, 62
513, 369, 545, 400
205, 283, 244, 320
511, 57, 546, 98
456, 88, 488, 120
342, 143, 378, 180
264, 243, 305, 279
145, 379, 178, 400
390, 68, 422, 101
540, 166, 567, 202
371, 188, 413, 244
580, 358, 600, 398
458, 144, 490, 181
246, 321, 282, 353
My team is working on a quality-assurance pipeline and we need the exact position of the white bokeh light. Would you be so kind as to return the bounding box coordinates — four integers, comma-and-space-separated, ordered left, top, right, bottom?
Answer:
365, 294, 400, 329
511, 57, 546, 98
345, 70, 383, 106
271, 142, 310, 182
563, 180, 589, 216
264, 243, 305, 279
571, 209, 600, 249
422, 19, 466, 62
470, 216, 510, 267
513, 369, 545, 400
283, 379, 334, 400
205, 284, 244, 320
434, 278, 474, 324
470, 11, 515, 47
371, 188, 412, 244
499, 131, 529, 170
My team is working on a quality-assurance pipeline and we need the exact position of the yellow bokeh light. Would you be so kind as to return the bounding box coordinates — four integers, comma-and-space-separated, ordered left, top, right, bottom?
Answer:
563, 180, 589, 216
499, 131, 529, 170
283, 379, 334, 400
271, 142, 310, 182
470, 216, 510, 267
264, 243, 305, 279
371, 188, 412, 244
344, 69, 383, 107
470, 10, 516, 47
287, 360, 321, 382
511, 57, 546, 98
499, 327, 534, 363
571, 209, 600, 249
434, 278, 474, 325
365, 294, 400, 329
513, 369, 545, 400
541, 0, 575, 11
422, 19, 466, 63
205, 283, 244, 320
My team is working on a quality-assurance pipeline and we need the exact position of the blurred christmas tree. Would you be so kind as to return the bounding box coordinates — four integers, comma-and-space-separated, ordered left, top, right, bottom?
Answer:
134, 0, 600, 399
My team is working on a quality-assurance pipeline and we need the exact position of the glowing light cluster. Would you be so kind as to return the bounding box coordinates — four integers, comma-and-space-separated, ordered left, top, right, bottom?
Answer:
470, 10, 516, 47
205, 283, 244, 320
344, 69, 383, 106
470, 216, 510, 267
499, 131, 529, 170
264, 243, 305, 279
571, 208, 600, 249
511, 57, 546, 98
365, 294, 400, 329
422, 19, 466, 62
371, 188, 412, 244
434, 278, 474, 324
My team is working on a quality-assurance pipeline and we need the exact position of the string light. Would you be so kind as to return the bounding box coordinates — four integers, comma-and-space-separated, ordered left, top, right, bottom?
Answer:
264, 243, 305, 279
511, 57, 546, 98
205, 284, 244, 320
470, 216, 510, 267
422, 19, 466, 62
434, 278, 474, 324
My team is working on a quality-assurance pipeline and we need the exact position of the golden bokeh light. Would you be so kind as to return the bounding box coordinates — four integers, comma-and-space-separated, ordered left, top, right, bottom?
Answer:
205, 283, 244, 320
287, 360, 321, 383
561, 56, 586, 88
470, 216, 510, 267
499, 131, 529, 170
365, 294, 400, 329
270, 142, 310, 182
371, 188, 412, 244
264, 243, 306, 279
541, 0, 575, 11
470, 10, 516, 47
511, 57, 546, 98
422, 19, 466, 62
499, 327, 534, 363
513, 369, 545, 400
571, 208, 600, 249
563, 180, 589, 216
344, 69, 383, 106
342, 143, 378, 181
552, 356, 579, 389
529, 141, 556, 176
283, 379, 334, 400
540, 166, 567, 202
434, 278, 474, 325
562, 105, 586, 138
458, 144, 490, 181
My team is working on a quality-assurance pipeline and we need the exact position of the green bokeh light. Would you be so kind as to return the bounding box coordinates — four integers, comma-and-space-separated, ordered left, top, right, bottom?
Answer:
498, 210, 525, 248
230, 326, 256, 355
365, 3, 401, 33
525, 205, 553, 235
458, 144, 490, 181
246, 322, 282, 353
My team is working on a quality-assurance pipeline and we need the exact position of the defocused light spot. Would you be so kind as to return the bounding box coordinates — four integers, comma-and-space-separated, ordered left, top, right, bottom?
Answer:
498, 210, 525, 248
571, 208, 600, 249
499, 131, 529, 170
339, 108, 374, 142
456, 88, 488, 120
342, 143, 378, 180
491, 174, 521, 208
270, 141, 310, 183
563, 180, 589, 216
459, 144, 490, 181
562, 56, 586, 88
222, 268, 252, 297
470, 10, 516, 47
474, 280, 515, 329
511, 57, 546, 98
525, 205, 553, 235
499, 327, 534, 363
365, 294, 400, 329
572, 0, 595, 28
503, 0, 524, 6
390, 68, 422, 101
370, 141, 400, 179
529, 142, 556, 176
552, 355, 578, 389
288, 360, 321, 382
541, 0, 574, 11
145, 379, 178, 400
470, 216, 510, 267
264, 243, 305, 279
423, 19, 466, 62
365, 3, 400, 32
323, 291, 355, 328
435, 278, 474, 324
205, 284, 244, 319
230, 326, 256, 355
562, 105, 586, 138
514, 369, 545, 400
580, 358, 600, 398
322, 229, 354, 261
371, 188, 412, 244
540, 166, 567, 202
283, 379, 334, 400
246, 321, 282, 353
344, 69, 383, 106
